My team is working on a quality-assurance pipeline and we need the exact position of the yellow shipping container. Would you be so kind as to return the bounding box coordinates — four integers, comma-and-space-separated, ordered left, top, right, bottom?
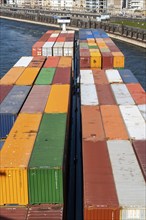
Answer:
0, 67, 25, 85
0, 113, 42, 205
15, 67, 40, 85
89, 49, 100, 53
87, 38, 95, 43
58, 57, 72, 67
45, 85, 70, 113
90, 53, 101, 68
112, 52, 125, 68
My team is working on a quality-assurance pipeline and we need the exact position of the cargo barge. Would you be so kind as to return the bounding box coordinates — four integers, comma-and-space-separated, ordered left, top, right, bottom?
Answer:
0, 28, 146, 220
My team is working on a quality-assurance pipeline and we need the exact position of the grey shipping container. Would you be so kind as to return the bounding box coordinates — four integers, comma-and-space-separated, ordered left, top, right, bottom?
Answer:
0, 85, 31, 138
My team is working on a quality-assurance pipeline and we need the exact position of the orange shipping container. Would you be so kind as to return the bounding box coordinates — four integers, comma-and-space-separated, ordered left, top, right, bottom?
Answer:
0, 113, 42, 205
58, 57, 72, 67
126, 83, 146, 104
15, 67, 40, 85
100, 105, 129, 140
45, 85, 70, 113
112, 52, 124, 68
0, 67, 25, 85
92, 70, 109, 84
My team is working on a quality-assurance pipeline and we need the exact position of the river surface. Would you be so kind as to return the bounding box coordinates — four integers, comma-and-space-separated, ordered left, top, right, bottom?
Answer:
0, 18, 146, 90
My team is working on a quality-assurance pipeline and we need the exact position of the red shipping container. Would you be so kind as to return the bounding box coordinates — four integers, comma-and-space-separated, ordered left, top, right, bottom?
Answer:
56, 37, 66, 42
80, 57, 90, 68
96, 84, 116, 105
132, 140, 146, 181
0, 85, 13, 104
38, 33, 51, 42
101, 52, 113, 69
32, 42, 45, 56
92, 69, 109, 84
43, 56, 60, 68
47, 37, 57, 42
83, 140, 120, 220
53, 67, 71, 84
0, 207, 28, 220
81, 106, 105, 141
126, 83, 146, 104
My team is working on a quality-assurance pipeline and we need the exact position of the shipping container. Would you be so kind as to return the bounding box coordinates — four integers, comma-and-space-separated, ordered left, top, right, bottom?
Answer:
53, 42, 64, 56
101, 52, 113, 69
0, 67, 25, 85
132, 140, 146, 181
90, 53, 101, 68
28, 56, 46, 68
107, 140, 146, 220
105, 69, 123, 83
111, 84, 135, 105
53, 67, 71, 85
35, 68, 56, 85
0, 85, 13, 104
28, 113, 68, 204
64, 42, 74, 56
118, 69, 138, 84
81, 84, 99, 106
119, 105, 146, 140
15, 67, 40, 85
27, 204, 63, 220
96, 84, 116, 105
83, 140, 120, 220
138, 104, 146, 121
80, 56, 90, 68
13, 56, 33, 67
45, 85, 70, 113
0, 113, 42, 205
58, 57, 72, 67
126, 83, 146, 105
100, 105, 129, 140
21, 85, 51, 113
0, 140, 4, 150
80, 69, 94, 84
112, 52, 124, 68
32, 42, 45, 56
42, 42, 54, 56
0, 86, 31, 139
43, 56, 60, 68
0, 207, 28, 220
92, 69, 109, 84
81, 106, 105, 140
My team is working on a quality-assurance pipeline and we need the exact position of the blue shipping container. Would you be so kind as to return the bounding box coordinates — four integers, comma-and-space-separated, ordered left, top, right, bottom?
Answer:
0, 85, 31, 138
118, 69, 138, 84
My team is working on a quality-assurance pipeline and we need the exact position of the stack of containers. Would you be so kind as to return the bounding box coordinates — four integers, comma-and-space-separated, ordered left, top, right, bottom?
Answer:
79, 29, 124, 69
79, 28, 146, 219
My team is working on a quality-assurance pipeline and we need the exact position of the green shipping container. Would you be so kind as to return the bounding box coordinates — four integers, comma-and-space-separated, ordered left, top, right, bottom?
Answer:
35, 68, 56, 85
28, 113, 68, 204
88, 45, 98, 49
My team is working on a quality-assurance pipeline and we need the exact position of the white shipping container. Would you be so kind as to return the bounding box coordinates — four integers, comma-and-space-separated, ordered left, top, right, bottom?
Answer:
50, 33, 59, 38
105, 69, 123, 83
81, 84, 98, 105
119, 105, 146, 140
138, 104, 146, 121
67, 30, 75, 33
13, 56, 33, 67
64, 42, 74, 56
107, 140, 146, 220
111, 84, 135, 105
42, 42, 54, 56
80, 70, 94, 84
53, 42, 64, 56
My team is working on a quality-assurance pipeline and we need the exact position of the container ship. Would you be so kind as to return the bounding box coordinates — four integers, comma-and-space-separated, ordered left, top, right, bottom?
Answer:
0, 28, 146, 220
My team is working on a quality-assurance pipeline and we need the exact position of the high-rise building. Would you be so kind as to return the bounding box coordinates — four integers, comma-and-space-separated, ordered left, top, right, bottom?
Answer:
85, 0, 107, 12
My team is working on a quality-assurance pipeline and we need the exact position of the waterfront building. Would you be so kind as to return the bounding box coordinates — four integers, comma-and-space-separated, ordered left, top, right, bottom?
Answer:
128, 0, 146, 10
85, 0, 107, 12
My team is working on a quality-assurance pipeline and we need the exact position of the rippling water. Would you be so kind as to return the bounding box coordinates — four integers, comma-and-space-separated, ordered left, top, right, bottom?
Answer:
0, 18, 146, 90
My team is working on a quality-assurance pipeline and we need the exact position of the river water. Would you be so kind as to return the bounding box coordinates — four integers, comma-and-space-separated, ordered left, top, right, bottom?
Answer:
0, 18, 146, 90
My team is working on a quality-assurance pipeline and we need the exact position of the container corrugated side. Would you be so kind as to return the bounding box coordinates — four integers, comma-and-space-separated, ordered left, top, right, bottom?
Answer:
80, 69, 94, 84
0, 206, 28, 220
96, 84, 116, 105
45, 85, 70, 113
81, 106, 105, 140
126, 83, 146, 105
107, 140, 146, 220
138, 104, 146, 121
101, 52, 113, 69
118, 69, 138, 83
13, 56, 33, 67
32, 42, 45, 56
64, 42, 74, 56
34, 68, 56, 85
15, 67, 40, 85
83, 140, 120, 220
81, 84, 99, 106
42, 42, 54, 56
53, 42, 64, 56
21, 85, 51, 113
0, 86, 31, 139
112, 52, 124, 68
100, 105, 129, 140
111, 84, 135, 105
105, 69, 123, 83
28, 113, 67, 204
0, 85, 13, 104
0, 67, 25, 85
132, 140, 146, 181
0, 113, 42, 205
119, 105, 146, 140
